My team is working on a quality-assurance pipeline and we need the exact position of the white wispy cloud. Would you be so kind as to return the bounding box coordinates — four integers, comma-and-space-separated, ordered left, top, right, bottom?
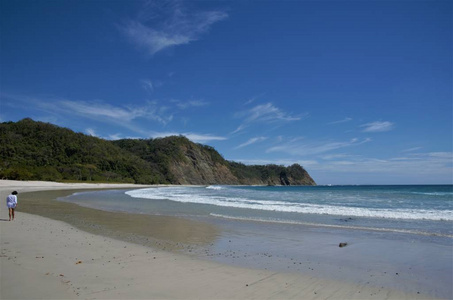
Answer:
231, 124, 247, 135
59, 100, 174, 125
108, 133, 124, 140
312, 152, 453, 177
184, 133, 226, 143
141, 79, 154, 92
1, 93, 177, 133
172, 99, 209, 110
149, 131, 226, 143
141, 79, 163, 93
86, 128, 97, 137
267, 137, 371, 156
233, 102, 304, 133
321, 153, 360, 160
401, 146, 422, 153
232, 158, 319, 169
245, 103, 301, 123
426, 152, 453, 159
328, 117, 352, 125
2, 93, 218, 138
235, 136, 268, 149
243, 93, 266, 106
243, 98, 256, 106
361, 121, 394, 132
119, 1, 228, 56
60, 101, 139, 121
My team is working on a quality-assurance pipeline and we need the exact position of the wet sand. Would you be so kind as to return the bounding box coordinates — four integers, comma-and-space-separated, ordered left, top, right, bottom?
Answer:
0, 180, 435, 299
19, 189, 220, 251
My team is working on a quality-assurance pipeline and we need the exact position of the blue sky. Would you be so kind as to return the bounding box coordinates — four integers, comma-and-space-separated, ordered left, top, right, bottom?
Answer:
1, 0, 452, 184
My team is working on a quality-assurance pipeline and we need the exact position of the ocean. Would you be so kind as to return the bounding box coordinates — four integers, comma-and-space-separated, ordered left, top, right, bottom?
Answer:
59, 185, 453, 297
62, 185, 453, 237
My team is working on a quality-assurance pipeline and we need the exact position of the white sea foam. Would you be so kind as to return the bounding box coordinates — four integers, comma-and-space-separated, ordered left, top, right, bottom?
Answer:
126, 187, 453, 221
206, 185, 224, 190
411, 192, 453, 196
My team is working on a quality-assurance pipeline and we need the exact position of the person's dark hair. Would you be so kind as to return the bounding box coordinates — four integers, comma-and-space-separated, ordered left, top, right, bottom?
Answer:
12, 191, 18, 195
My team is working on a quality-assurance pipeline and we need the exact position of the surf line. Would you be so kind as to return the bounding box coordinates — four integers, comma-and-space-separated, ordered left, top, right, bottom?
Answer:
209, 213, 453, 238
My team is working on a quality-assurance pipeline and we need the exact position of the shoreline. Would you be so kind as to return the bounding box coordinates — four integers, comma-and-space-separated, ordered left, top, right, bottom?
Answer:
20, 189, 221, 252
0, 180, 441, 299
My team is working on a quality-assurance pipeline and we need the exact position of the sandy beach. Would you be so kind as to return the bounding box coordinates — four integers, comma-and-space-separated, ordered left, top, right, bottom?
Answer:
0, 180, 437, 299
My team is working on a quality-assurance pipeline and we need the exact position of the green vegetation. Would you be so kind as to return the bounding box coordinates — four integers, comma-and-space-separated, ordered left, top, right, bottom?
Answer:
0, 119, 161, 183
0, 119, 315, 185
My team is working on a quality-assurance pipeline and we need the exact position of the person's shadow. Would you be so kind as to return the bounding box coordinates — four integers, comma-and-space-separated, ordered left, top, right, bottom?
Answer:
0, 218, 10, 221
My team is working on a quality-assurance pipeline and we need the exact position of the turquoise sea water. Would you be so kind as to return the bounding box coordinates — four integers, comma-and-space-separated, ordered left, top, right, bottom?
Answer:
63, 185, 453, 237
60, 185, 453, 297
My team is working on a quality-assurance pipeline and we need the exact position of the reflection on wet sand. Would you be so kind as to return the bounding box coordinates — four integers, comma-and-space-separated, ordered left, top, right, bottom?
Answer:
20, 189, 219, 251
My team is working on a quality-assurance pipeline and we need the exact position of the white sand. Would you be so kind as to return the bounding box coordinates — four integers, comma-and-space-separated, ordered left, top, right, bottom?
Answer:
0, 180, 428, 299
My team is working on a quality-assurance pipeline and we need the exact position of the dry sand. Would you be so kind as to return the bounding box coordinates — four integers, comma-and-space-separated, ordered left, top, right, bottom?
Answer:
0, 180, 431, 299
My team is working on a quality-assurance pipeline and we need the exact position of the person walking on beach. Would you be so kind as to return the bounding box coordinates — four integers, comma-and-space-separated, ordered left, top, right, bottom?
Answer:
6, 191, 18, 221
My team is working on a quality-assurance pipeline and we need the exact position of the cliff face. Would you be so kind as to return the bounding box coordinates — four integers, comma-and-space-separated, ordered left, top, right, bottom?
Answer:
164, 137, 316, 186
169, 143, 238, 185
